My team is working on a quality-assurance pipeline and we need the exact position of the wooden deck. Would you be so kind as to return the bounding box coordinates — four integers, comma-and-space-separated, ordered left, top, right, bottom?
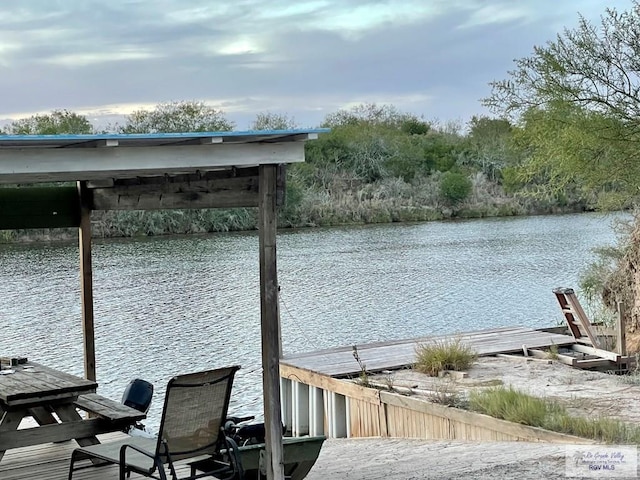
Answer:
0, 432, 193, 480
281, 327, 576, 377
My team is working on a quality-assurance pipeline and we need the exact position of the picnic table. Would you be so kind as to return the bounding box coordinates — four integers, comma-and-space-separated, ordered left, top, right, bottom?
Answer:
0, 359, 145, 462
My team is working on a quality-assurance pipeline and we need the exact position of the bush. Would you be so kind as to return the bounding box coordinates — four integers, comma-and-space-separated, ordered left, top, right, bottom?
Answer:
414, 338, 477, 376
440, 172, 472, 204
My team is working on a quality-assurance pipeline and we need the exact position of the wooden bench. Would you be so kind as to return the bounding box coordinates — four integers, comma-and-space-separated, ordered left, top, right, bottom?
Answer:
0, 394, 146, 456
74, 393, 146, 424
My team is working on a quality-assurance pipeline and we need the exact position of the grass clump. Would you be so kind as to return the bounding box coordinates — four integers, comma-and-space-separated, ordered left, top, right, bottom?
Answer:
414, 338, 477, 377
547, 343, 559, 360
469, 386, 640, 443
469, 386, 560, 426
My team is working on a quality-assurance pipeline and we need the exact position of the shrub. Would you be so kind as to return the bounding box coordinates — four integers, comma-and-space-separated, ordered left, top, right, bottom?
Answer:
439, 172, 472, 204
414, 338, 477, 376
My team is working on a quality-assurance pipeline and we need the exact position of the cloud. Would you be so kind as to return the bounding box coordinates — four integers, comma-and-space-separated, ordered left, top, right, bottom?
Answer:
0, 0, 634, 128
457, 3, 534, 29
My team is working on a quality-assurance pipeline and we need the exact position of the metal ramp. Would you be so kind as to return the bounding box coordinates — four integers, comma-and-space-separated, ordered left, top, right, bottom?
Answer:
553, 287, 600, 347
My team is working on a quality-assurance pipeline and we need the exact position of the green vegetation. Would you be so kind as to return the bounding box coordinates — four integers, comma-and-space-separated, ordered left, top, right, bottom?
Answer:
2, 99, 590, 242
469, 386, 640, 443
484, 1, 640, 210
414, 339, 477, 377
119, 101, 235, 133
4, 109, 92, 135
440, 172, 472, 205
482, 1, 640, 342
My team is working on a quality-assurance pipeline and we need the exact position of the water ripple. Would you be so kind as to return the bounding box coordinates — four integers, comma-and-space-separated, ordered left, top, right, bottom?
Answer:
0, 212, 623, 429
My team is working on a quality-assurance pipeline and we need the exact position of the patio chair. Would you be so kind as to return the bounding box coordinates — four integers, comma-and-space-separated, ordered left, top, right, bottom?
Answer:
68, 366, 243, 480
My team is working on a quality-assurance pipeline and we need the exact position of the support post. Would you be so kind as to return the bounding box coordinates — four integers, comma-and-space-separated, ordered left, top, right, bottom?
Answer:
617, 301, 627, 356
259, 164, 285, 480
78, 181, 96, 381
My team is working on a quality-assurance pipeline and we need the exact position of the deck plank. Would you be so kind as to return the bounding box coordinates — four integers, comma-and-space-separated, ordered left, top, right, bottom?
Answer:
282, 327, 575, 377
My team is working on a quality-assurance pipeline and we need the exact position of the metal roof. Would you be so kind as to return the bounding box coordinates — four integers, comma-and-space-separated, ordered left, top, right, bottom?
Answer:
0, 129, 328, 184
0, 129, 328, 148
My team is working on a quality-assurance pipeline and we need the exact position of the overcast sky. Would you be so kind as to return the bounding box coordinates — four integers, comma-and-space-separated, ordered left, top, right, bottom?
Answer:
0, 0, 633, 130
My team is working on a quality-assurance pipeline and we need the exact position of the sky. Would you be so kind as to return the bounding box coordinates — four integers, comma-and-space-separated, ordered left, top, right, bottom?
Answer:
0, 0, 634, 130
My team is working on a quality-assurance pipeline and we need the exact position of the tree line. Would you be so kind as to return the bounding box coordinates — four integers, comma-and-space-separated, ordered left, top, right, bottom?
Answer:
0, 100, 592, 241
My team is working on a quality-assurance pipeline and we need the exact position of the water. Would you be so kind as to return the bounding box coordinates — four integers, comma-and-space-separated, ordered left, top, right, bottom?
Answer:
0, 212, 625, 430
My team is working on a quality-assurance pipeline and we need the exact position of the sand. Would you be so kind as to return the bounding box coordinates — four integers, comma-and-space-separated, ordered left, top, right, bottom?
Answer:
304, 356, 640, 479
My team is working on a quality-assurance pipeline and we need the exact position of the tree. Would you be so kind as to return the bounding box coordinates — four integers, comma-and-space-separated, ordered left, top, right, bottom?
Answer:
463, 116, 515, 181
251, 112, 297, 131
484, 2, 640, 327
120, 101, 234, 133
322, 103, 429, 133
440, 172, 472, 205
4, 110, 93, 135
483, 2, 640, 205
484, 3, 640, 124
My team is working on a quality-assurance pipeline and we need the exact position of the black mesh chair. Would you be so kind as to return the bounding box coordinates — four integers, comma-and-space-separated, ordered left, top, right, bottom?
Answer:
68, 366, 243, 480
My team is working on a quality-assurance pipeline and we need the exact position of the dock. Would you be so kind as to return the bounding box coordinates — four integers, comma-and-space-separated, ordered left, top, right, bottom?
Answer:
282, 326, 576, 377
279, 325, 631, 442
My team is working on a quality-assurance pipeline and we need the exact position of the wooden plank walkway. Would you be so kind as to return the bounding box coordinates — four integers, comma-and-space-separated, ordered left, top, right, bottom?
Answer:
282, 327, 576, 377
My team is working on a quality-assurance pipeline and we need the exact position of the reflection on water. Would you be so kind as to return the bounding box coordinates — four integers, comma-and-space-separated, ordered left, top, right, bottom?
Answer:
0, 212, 623, 429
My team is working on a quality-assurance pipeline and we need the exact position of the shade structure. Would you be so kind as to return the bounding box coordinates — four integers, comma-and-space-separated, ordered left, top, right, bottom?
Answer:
0, 128, 327, 480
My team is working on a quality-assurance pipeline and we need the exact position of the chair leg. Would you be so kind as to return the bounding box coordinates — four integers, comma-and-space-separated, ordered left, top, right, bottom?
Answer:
69, 450, 90, 480
68, 450, 79, 480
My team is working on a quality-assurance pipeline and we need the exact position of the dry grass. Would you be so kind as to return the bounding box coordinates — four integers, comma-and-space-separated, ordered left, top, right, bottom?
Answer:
414, 338, 477, 377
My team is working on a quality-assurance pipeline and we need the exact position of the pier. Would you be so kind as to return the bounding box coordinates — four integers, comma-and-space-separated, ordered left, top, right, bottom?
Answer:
280, 325, 631, 442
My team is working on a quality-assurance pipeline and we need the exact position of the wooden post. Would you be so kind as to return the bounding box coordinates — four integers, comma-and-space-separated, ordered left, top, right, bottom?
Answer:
78, 181, 96, 381
258, 164, 285, 480
617, 301, 627, 356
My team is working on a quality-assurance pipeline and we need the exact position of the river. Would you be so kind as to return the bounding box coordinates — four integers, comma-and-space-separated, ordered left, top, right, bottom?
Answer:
0, 212, 625, 430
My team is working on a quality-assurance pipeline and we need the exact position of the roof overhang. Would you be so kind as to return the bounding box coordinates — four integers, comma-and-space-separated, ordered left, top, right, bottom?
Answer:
0, 129, 327, 184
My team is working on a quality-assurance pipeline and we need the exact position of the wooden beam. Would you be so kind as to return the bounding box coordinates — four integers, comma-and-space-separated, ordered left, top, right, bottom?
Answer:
78, 181, 96, 382
259, 164, 285, 480
378, 391, 594, 444
574, 359, 616, 369
570, 344, 620, 362
109, 167, 259, 185
91, 176, 260, 210
280, 363, 382, 405
0, 142, 305, 184
276, 164, 286, 207
617, 301, 627, 356
0, 186, 80, 230
525, 349, 577, 366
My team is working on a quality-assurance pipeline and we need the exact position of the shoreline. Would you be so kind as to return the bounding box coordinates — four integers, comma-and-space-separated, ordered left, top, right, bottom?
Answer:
0, 206, 600, 245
